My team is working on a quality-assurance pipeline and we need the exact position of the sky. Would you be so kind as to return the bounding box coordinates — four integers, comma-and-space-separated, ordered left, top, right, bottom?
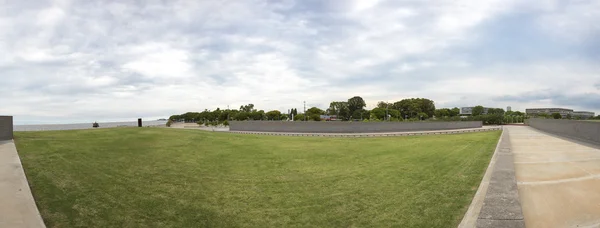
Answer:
1, 0, 599, 124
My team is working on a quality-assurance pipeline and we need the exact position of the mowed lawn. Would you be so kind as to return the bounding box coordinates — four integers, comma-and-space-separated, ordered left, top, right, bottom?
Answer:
16, 128, 500, 228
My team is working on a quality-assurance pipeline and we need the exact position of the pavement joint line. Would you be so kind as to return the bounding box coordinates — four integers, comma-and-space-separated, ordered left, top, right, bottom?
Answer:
517, 174, 600, 186
514, 158, 600, 164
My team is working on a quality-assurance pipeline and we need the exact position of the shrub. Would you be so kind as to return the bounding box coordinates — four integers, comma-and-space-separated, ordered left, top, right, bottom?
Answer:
166, 119, 173, 127
223, 120, 229, 126
552, 113, 562, 119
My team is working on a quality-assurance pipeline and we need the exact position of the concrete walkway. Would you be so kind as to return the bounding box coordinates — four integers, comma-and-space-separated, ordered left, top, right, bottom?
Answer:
508, 126, 600, 228
0, 140, 45, 228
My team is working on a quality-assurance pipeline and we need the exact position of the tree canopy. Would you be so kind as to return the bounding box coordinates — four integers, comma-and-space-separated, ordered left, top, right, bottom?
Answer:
472, 106, 485, 116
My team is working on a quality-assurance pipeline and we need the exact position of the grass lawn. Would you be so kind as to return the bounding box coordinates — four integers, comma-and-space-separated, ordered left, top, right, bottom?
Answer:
16, 128, 500, 228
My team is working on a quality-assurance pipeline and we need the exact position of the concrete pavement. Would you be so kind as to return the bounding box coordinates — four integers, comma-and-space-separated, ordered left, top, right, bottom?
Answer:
508, 126, 600, 228
0, 140, 45, 228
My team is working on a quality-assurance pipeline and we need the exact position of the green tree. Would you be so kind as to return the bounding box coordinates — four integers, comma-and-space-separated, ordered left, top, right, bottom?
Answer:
347, 96, 366, 115
338, 105, 351, 121
488, 108, 505, 115
370, 108, 386, 120
266, 110, 282, 120
450, 107, 460, 117
472, 106, 485, 116
310, 114, 322, 121
306, 107, 325, 116
434, 108, 451, 118
281, 114, 289, 120
376, 101, 390, 109
389, 109, 401, 120
240, 104, 255, 113
294, 114, 305, 121
326, 102, 347, 115
552, 113, 562, 119
392, 98, 435, 119
234, 112, 249, 121
566, 114, 572, 119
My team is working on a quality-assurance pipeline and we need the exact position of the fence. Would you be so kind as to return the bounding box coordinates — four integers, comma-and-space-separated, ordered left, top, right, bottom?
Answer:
229, 121, 483, 133
0, 116, 13, 140
527, 118, 600, 144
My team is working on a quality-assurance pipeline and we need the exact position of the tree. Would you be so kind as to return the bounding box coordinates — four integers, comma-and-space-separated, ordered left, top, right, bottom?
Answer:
552, 113, 562, 119
266, 110, 282, 120
376, 101, 390, 109
310, 114, 322, 121
389, 109, 401, 120
347, 96, 366, 115
370, 108, 386, 120
240, 104, 255, 113
306, 107, 325, 116
327, 101, 350, 120
488, 108, 504, 115
566, 114, 572, 119
392, 98, 435, 119
234, 112, 249, 121
294, 114, 305, 121
472, 106, 485, 116
326, 102, 346, 115
338, 105, 351, 121
450, 107, 460, 117
434, 108, 450, 118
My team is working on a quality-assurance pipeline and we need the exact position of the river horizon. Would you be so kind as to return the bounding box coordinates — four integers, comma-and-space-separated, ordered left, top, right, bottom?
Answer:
14, 120, 168, 132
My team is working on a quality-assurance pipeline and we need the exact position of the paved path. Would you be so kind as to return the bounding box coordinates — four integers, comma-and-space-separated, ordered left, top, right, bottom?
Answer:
508, 126, 600, 228
0, 140, 45, 228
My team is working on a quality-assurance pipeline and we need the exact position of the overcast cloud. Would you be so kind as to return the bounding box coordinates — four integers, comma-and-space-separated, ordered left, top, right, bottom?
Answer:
1, 0, 599, 124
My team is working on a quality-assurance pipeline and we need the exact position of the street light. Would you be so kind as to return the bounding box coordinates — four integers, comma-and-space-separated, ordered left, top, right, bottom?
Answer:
386, 102, 389, 121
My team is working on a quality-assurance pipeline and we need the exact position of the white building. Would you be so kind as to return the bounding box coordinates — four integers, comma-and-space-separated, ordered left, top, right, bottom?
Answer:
460, 107, 497, 115
572, 111, 595, 119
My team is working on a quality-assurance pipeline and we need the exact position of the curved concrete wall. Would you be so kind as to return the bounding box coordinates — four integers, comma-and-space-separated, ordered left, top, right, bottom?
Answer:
229, 121, 483, 133
0, 116, 13, 140
527, 118, 600, 144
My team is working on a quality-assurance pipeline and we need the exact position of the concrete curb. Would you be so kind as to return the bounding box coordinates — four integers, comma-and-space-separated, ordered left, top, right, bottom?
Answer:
227, 127, 501, 137
458, 127, 505, 228
0, 140, 46, 228
475, 127, 525, 228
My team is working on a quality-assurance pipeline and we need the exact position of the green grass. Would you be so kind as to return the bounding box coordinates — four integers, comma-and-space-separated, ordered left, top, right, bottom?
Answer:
15, 128, 500, 228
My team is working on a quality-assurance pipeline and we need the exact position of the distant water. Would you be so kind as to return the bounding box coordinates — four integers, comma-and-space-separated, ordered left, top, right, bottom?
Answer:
14, 120, 167, 132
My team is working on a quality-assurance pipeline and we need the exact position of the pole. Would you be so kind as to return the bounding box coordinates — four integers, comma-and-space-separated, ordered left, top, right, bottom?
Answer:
304, 101, 306, 121
386, 102, 389, 121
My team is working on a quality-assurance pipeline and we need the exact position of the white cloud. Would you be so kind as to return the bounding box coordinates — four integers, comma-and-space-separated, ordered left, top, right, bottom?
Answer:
0, 0, 598, 124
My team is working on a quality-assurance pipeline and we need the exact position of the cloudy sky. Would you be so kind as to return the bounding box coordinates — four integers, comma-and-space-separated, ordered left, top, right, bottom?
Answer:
1, 0, 599, 124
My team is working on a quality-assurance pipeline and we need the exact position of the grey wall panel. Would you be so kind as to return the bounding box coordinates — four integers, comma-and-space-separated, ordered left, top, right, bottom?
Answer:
527, 119, 600, 144
0, 116, 13, 140
230, 121, 483, 133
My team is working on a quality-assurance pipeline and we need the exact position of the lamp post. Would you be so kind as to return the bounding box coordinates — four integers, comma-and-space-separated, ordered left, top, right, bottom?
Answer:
386, 102, 389, 121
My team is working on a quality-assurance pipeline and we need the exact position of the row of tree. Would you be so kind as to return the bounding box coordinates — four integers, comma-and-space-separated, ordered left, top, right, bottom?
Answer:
169, 97, 546, 126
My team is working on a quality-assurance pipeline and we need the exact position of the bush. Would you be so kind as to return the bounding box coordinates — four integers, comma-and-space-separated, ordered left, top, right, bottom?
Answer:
222, 120, 229, 126
166, 119, 173, 127
552, 113, 562, 119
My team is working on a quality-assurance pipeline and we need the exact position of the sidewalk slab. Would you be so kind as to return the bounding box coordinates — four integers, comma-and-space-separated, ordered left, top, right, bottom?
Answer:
0, 140, 45, 228
508, 126, 600, 228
